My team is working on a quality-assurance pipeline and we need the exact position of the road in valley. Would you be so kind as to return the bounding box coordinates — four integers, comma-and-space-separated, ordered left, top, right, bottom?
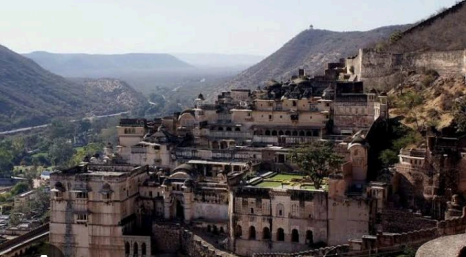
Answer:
0, 111, 129, 136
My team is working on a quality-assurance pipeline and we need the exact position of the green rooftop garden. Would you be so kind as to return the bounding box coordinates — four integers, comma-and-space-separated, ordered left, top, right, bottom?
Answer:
254, 173, 328, 192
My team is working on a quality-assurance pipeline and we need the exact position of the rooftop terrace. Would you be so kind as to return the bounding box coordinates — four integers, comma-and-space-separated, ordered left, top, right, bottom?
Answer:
249, 172, 328, 192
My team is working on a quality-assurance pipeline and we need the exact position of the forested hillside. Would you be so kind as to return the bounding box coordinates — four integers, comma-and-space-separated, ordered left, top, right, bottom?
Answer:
0, 45, 145, 131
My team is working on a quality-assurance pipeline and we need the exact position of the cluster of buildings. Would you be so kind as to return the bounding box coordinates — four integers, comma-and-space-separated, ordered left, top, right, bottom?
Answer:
47, 63, 399, 257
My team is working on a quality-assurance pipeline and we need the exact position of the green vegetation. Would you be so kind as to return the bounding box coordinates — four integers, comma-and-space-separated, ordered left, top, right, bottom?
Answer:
389, 30, 403, 44
0, 115, 121, 177
257, 181, 282, 188
290, 141, 343, 189
395, 91, 425, 131
9, 186, 50, 226
0, 44, 145, 131
378, 120, 423, 167
271, 174, 304, 181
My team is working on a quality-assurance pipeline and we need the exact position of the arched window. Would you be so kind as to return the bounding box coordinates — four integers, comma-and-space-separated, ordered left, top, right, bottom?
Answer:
292, 101, 297, 107
226, 127, 232, 131
285, 131, 291, 136
278, 130, 284, 136
220, 227, 225, 234
235, 225, 242, 238
125, 242, 130, 254
213, 225, 219, 235
292, 229, 299, 243
133, 242, 138, 255
299, 131, 305, 136
207, 225, 211, 232
235, 127, 240, 132
141, 242, 147, 255
263, 227, 271, 240
277, 228, 285, 241
306, 230, 314, 245
212, 141, 219, 149
271, 130, 277, 136
249, 226, 256, 240
306, 131, 312, 137
265, 130, 271, 136
218, 127, 224, 131
292, 131, 298, 136
276, 203, 284, 217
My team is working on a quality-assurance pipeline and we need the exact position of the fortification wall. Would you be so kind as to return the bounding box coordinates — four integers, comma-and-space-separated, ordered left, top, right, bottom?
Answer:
345, 49, 466, 89
251, 244, 349, 257
152, 223, 182, 253
360, 49, 465, 79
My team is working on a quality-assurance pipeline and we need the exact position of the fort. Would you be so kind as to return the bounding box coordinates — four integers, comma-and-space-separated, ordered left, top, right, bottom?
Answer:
45, 35, 466, 256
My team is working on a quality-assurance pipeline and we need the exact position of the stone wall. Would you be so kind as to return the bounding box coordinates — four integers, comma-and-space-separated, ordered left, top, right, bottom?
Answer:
250, 208, 466, 257
345, 48, 466, 89
152, 222, 236, 256
251, 244, 349, 257
359, 49, 465, 79
380, 209, 437, 233
180, 229, 236, 257
152, 223, 182, 253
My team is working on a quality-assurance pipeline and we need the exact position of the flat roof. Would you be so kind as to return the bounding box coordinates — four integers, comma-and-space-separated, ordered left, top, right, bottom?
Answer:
253, 174, 328, 192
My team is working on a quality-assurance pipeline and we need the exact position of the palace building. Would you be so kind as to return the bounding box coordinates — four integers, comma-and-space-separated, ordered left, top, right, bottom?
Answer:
49, 67, 390, 257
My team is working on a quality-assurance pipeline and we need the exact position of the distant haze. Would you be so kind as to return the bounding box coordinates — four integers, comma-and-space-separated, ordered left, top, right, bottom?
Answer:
173, 53, 264, 69
0, 0, 458, 56
24, 51, 194, 78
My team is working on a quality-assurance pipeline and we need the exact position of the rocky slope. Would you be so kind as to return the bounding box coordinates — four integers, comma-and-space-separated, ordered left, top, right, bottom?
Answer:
0, 44, 145, 131
227, 25, 408, 89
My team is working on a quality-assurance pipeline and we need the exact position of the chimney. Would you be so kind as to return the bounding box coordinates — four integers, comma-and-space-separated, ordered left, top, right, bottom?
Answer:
298, 69, 305, 78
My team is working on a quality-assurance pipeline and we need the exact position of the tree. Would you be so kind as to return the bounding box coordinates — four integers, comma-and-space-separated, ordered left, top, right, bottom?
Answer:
0, 147, 14, 176
10, 182, 29, 195
396, 91, 424, 131
290, 141, 344, 189
48, 138, 75, 167
379, 149, 399, 166
48, 119, 75, 140
70, 143, 103, 165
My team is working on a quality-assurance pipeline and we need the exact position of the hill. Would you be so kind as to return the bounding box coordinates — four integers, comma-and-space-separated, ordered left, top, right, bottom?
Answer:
0, 45, 145, 131
23, 52, 194, 78
227, 25, 408, 89
385, 0, 466, 53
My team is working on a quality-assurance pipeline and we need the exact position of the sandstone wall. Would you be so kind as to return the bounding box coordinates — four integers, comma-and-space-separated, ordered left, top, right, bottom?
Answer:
152, 223, 181, 253
345, 49, 466, 89
180, 229, 236, 257
359, 49, 465, 79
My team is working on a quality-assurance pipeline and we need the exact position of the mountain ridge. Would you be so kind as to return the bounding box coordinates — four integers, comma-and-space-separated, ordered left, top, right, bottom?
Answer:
226, 25, 409, 89
24, 51, 194, 78
0, 44, 145, 131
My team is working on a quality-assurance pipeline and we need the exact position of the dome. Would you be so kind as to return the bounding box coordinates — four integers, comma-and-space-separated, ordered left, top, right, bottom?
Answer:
173, 164, 195, 173
183, 178, 195, 188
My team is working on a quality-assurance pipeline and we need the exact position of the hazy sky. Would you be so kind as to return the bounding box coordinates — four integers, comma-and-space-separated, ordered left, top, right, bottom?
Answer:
0, 0, 458, 56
